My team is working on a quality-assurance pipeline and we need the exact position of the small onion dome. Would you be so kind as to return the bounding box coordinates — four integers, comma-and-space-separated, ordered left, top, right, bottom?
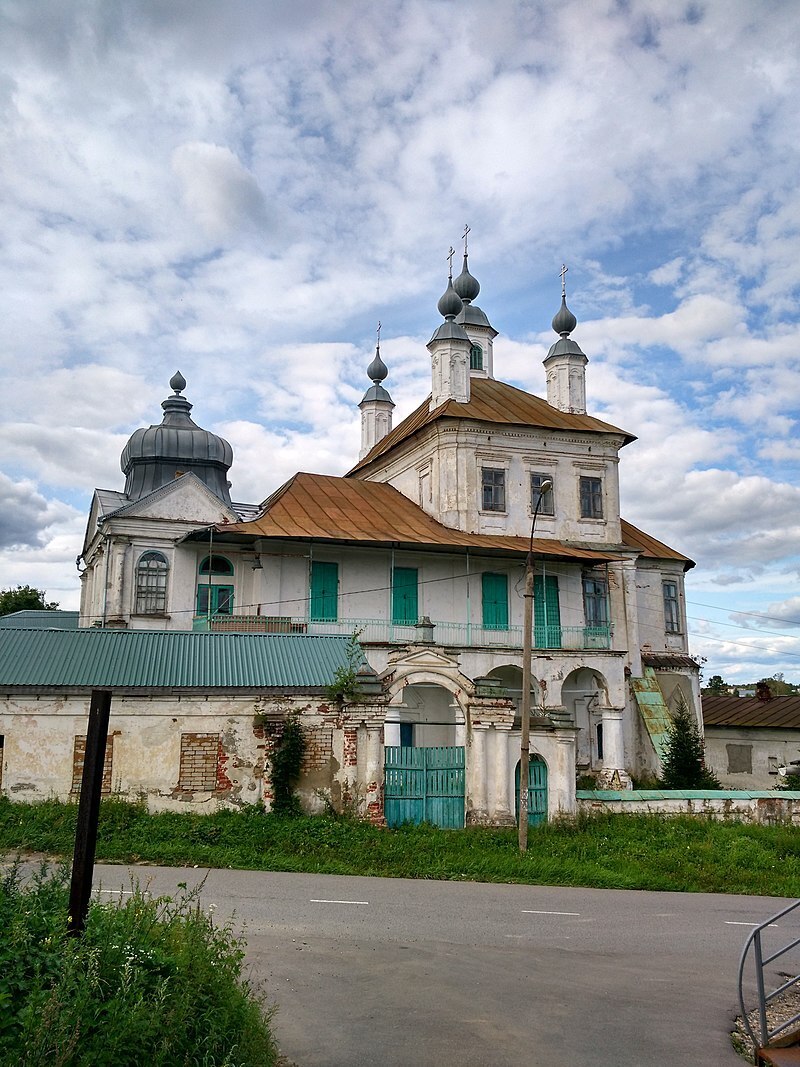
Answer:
120, 372, 234, 505
366, 345, 388, 384
437, 277, 463, 320
453, 253, 480, 303
552, 295, 577, 337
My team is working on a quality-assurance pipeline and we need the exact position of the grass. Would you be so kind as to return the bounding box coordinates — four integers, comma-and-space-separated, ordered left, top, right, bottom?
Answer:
2, 796, 800, 896
0, 860, 277, 1066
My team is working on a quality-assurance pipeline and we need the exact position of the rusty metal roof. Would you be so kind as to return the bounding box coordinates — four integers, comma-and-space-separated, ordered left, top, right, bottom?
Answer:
0, 628, 360, 692
620, 519, 694, 569
349, 377, 636, 474
702, 695, 800, 729
221, 472, 621, 563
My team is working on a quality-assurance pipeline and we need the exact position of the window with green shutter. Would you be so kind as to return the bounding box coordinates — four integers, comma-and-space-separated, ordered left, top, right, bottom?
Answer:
534, 575, 561, 647
310, 561, 338, 621
482, 572, 509, 630
392, 567, 418, 624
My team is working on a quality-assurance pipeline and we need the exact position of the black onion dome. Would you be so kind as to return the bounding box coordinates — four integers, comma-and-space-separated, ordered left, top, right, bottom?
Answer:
437, 277, 463, 320
552, 296, 577, 337
367, 346, 388, 383
120, 372, 233, 505
453, 253, 480, 303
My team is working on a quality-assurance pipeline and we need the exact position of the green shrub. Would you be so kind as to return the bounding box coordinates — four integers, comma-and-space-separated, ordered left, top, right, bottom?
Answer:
0, 863, 276, 1066
269, 715, 305, 815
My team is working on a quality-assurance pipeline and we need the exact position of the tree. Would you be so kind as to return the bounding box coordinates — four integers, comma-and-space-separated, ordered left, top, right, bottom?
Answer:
0, 585, 59, 617
702, 674, 728, 695
660, 691, 721, 789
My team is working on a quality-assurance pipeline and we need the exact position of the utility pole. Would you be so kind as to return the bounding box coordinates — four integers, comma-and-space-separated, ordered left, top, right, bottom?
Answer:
68, 688, 112, 936
519, 479, 552, 853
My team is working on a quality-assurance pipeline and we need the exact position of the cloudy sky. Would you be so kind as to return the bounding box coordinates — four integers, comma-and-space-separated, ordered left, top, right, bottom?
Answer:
1, 0, 799, 682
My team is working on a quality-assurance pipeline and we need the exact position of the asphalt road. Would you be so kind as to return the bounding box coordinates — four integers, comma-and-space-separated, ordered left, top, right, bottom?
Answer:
86, 864, 797, 1067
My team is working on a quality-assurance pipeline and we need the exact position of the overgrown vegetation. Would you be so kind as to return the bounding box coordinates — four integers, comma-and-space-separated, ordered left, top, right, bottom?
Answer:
0, 860, 276, 1066
2, 797, 800, 897
324, 630, 365, 705
661, 691, 722, 789
269, 715, 305, 815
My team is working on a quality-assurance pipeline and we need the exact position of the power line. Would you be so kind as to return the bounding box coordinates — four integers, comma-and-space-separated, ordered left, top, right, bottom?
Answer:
687, 599, 800, 628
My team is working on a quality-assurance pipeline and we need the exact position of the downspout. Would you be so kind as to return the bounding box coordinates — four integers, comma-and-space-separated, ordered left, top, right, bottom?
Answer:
206, 525, 213, 626
390, 547, 395, 642
466, 549, 471, 646
102, 531, 111, 628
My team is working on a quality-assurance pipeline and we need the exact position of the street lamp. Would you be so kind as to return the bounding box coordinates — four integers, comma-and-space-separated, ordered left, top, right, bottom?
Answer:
519, 477, 553, 853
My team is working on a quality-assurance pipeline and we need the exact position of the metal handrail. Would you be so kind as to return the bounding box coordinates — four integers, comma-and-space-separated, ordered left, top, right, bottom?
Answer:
738, 898, 800, 1050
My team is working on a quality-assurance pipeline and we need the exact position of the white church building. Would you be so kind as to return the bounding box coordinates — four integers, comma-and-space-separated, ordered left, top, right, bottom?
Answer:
70, 246, 699, 826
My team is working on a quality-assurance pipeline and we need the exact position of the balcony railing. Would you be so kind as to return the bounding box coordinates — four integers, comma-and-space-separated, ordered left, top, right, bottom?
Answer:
192, 614, 612, 651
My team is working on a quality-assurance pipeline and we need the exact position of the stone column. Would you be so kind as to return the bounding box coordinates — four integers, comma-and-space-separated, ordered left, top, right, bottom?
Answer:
551, 730, 578, 816
491, 725, 514, 825
620, 558, 641, 674
364, 726, 384, 824
596, 707, 632, 789
467, 725, 489, 824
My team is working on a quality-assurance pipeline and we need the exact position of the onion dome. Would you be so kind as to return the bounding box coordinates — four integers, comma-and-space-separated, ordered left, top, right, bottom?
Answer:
361, 341, 393, 405
453, 253, 480, 303
120, 372, 233, 505
437, 276, 463, 320
552, 295, 578, 337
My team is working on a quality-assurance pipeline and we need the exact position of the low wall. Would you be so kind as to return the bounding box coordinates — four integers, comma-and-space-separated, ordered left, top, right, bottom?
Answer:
576, 789, 800, 824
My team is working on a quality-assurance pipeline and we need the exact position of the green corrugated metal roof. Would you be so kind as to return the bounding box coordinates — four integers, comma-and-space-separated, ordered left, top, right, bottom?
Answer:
0, 610, 80, 629
0, 628, 360, 691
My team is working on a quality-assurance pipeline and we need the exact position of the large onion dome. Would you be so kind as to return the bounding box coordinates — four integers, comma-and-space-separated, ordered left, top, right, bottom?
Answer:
120, 371, 233, 505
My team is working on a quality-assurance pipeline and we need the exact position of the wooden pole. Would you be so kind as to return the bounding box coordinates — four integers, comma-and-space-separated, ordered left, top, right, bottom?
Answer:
67, 688, 112, 936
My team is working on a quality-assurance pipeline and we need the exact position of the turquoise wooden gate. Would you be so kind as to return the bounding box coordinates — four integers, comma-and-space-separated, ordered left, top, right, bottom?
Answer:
514, 756, 549, 827
384, 746, 465, 828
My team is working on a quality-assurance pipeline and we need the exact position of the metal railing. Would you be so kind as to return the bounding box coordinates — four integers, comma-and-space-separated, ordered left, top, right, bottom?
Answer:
738, 898, 800, 1051
192, 614, 611, 651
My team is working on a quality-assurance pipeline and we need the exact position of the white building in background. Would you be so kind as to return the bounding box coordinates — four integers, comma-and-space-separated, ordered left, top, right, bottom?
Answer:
74, 246, 700, 825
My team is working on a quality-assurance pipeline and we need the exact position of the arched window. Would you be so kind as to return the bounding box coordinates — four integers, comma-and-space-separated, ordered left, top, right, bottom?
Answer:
470, 343, 483, 371
199, 555, 234, 576
196, 555, 234, 617
135, 551, 169, 615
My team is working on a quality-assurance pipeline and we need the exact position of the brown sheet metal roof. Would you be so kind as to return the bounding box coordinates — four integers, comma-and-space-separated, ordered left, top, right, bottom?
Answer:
219, 473, 621, 562
349, 377, 636, 474
702, 695, 800, 729
620, 519, 694, 570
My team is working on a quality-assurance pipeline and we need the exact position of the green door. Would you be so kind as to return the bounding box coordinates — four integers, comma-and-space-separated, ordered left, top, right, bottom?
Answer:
482, 572, 509, 629
515, 756, 548, 827
392, 567, 418, 624
310, 561, 338, 621
534, 575, 561, 648
196, 584, 234, 616
384, 746, 465, 828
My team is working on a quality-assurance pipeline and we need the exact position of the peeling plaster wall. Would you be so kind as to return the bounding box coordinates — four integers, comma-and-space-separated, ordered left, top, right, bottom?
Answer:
0, 694, 371, 814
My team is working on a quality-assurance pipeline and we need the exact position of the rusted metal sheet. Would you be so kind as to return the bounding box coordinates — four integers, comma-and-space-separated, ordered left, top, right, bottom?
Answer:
349, 377, 636, 474
631, 667, 673, 760
620, 518, 694, 566
703, 695, 800, 730
226, 473, 621, 563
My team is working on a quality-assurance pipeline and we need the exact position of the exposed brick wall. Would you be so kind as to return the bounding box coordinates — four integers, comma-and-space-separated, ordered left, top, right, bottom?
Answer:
216, 736, 233, 792
343, 727, 358, 768
302, 725, 333, 772
177, 732, 219, 792
71, 734, 114, 794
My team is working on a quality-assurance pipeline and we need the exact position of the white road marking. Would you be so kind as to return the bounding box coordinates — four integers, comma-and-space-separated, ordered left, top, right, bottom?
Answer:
725, 921, 778, 927
522, 909, 580, 916
97, 888, 136, 896
309, 898, 369, 906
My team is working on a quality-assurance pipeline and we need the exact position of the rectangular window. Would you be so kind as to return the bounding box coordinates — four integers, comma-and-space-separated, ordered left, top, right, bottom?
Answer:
470, 344, 483, 371
196, 584, 234, 616
663, 581, 680, 633
481, 468, 506, 512
534, 575, 562, 648
583, 576, 608, 628
311, 561, 338, 621
399, 723, 414, 748
482, 572, 509, 629
531, 473, 555, 516
392, 567, 418, 624
579, 476, 603, 519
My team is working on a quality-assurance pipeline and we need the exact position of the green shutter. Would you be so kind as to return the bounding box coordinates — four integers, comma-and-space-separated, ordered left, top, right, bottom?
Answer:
311, 561, 338, 621
392, 567, 418, 624
482, 573, 508, 629
534, 575, 561, 647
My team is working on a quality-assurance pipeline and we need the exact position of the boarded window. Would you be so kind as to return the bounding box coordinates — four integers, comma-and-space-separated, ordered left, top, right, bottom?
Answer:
310, 561, 338, 621
534, 574, 562, 648
482, 572, 509, 629
71, 734, 114, 794
178, 732, 220, 792
726, 743, 752, 774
